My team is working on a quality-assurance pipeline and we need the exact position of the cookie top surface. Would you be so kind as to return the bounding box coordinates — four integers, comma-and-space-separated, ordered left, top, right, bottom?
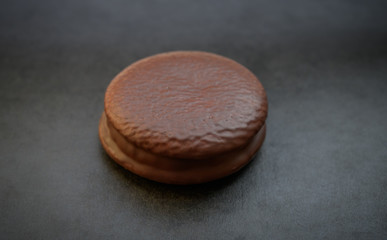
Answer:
105, 51, 267, 159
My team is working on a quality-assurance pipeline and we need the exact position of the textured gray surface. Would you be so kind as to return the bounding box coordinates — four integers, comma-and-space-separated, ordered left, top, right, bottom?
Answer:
1, 0, 387, 239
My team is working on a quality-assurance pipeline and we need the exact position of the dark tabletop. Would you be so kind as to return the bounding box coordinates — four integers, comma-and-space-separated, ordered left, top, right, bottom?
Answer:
1, 0, 387, 239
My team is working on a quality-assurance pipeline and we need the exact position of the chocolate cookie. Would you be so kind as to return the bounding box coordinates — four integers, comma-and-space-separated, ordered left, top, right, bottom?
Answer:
99, 51, 268, 184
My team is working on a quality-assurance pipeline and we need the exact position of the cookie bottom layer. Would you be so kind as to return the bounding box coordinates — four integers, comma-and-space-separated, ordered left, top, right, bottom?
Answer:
99, 112, 266, 185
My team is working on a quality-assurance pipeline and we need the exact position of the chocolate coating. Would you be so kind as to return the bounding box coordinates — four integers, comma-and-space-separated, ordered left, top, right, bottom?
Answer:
100, 51, 268, 184
105, 51, 267, 159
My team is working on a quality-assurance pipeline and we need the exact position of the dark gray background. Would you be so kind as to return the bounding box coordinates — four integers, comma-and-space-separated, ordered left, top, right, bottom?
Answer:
1, 0, 386, 239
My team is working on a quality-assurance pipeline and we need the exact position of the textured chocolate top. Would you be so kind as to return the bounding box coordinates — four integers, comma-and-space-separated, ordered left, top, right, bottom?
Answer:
105, 51, 267, 159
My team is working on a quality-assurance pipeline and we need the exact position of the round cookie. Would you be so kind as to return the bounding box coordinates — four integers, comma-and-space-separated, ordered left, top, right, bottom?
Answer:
99, 51, 268, 184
